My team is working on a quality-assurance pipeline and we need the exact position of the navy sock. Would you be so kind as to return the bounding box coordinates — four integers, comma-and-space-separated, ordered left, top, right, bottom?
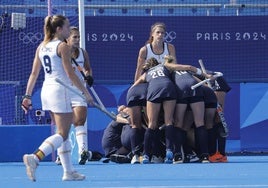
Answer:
195, 126, 208, 156
215, 123, 226, 155
130, 128, 143, 155
152, 129, 162, 157
143, 128, 155, 156
173, 127, 186, 154
165, 125, 175, 151
207, 127, 217, 155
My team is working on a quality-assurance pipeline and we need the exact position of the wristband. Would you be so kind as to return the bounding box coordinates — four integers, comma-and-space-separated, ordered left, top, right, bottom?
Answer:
22, 94, 32, 100
196, 68, 202, 75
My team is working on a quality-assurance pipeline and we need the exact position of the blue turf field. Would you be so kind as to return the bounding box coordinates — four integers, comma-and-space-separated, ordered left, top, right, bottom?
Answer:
1, 156, 268, 188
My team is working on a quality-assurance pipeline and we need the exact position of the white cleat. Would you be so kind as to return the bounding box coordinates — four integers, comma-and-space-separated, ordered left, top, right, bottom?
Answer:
131, 154, 140, 164
62, 171, 86, 181
23, 154, 38, 182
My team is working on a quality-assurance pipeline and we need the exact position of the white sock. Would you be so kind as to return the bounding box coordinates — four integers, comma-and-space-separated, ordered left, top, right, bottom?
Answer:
38, 134, 63, 157
58, 139, 75, 172
75, 125, 88, 154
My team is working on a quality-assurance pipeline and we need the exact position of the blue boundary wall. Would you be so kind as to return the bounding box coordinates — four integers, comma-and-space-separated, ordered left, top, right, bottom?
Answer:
1, 82, 268, 162
1, 16, 268, 83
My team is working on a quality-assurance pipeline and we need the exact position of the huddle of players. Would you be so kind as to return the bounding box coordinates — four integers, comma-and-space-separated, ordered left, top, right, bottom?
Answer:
102, 55, 231, 164
101, 22, 230, 164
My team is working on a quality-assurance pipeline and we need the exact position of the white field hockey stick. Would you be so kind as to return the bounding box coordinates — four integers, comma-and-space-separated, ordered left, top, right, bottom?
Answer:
191, 72, 223, 90
199, 59, 212, 88
71, 58, 106, 109
54, 78, 116, 121
198, 59, 229, 137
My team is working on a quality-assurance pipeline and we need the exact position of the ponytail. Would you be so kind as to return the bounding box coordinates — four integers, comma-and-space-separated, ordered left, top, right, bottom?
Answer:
43, 15, 67, 44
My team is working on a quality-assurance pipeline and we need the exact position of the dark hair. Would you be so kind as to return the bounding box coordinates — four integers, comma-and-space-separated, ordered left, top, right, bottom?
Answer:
66, 26, 80, 58
43, 15, 67, 44
70, 26, 79, 34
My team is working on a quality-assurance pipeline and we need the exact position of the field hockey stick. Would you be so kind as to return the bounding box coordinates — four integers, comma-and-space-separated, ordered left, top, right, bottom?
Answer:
71, 58, 106, 109
191, 72, 223, 90
198, 59, 212, 87
198, 59, 229, 137
54, 78, 116, 121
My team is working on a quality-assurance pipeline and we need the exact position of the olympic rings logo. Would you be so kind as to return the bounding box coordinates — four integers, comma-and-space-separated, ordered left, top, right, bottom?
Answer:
165, 31, 176, 43
69, 130, 77, 155
19, 32, 43, 44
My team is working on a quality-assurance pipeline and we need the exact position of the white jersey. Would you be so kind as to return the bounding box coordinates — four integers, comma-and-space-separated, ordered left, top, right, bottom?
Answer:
146, 42, 169, 64
39, 40, 71, 85
72, 48, 85, 82
39, 40, 72, 113
70, 48, 87, 107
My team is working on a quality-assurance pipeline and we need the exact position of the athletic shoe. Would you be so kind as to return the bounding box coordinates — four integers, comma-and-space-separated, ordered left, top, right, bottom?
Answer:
199, 154, 210, 163
184, 154, 199, 163
151, 155, 164, 163
88, 151, 103, 161
131, 154, 140, 164
220, 155, 228, 163
23, 154, 38, 182
109, 154, 118, 163
55, 155, 61, 165
173, 153, 183, 164
164, 150, 173, 164
79, 150, 90, 165
116, 154, 131, 163
209, 152, 224, 163
110, 154, 131, 164
62, 171, 86, 181
142, 154, 150, 164
101, 158, 110, 163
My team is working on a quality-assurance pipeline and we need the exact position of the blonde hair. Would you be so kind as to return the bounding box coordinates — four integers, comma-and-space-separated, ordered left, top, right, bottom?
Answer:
164, 55, 175, 64
146, 22, 166, 44
142, 57, 160, 71
43, 15, 67, 44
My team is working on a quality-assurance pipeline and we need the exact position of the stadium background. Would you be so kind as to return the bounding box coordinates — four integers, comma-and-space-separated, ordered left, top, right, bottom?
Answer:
0, 0, 268, 162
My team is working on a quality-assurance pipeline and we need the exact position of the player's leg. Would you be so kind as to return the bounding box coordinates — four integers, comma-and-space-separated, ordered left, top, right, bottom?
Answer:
191, 100, 209, 163
72, 105, 91, 164
214, 91, 228, 162
202, 86, 219, 162
142, 101, 161, 164
173, 102, 188, 163
54, 113, 86, 180
23, 112, 72, 181
205, 107, 219, 162
128, 106, 144, 164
